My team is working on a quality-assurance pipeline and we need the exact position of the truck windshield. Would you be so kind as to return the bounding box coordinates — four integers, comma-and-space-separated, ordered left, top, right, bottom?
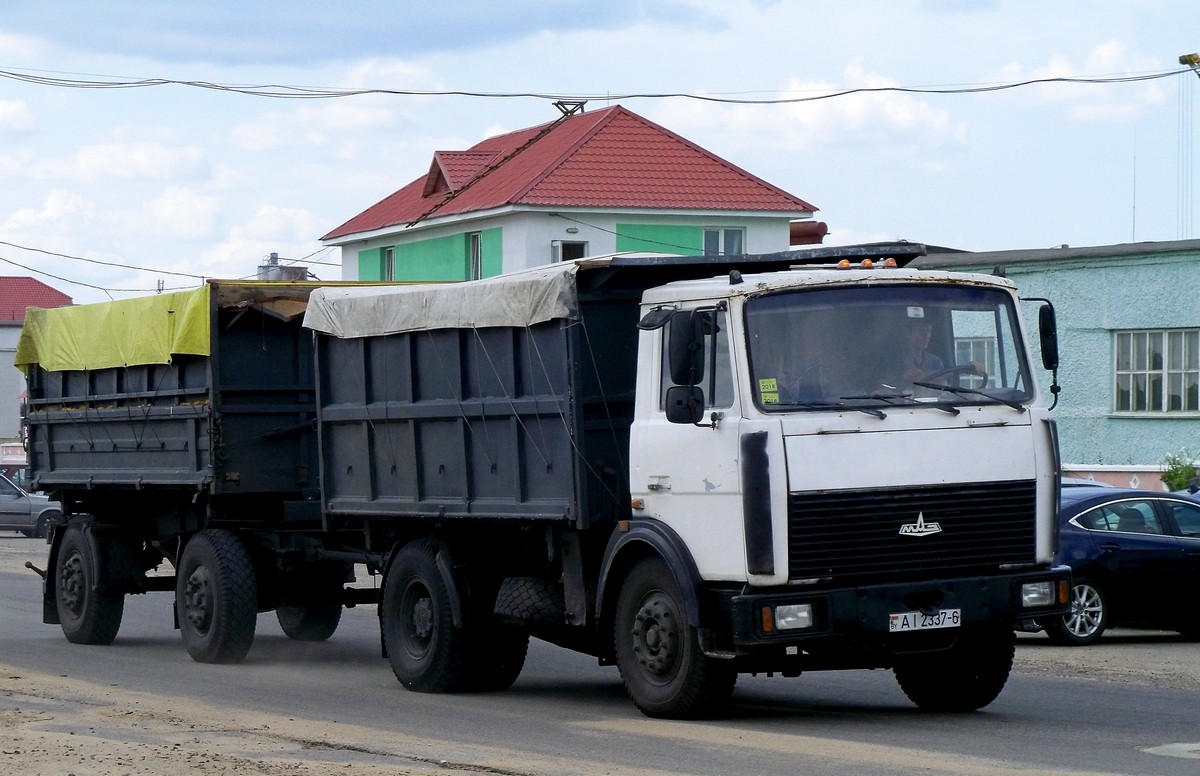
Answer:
745, 283, 1034, 413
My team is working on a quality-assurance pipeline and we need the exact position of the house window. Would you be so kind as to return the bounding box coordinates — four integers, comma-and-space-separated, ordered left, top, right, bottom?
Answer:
384, 247, 395, 281
551, 240, 588, 262
1114, 329, 1200, 412
703, 228, 744, 256
468, 232, 482, 280
955, 338, 995, 389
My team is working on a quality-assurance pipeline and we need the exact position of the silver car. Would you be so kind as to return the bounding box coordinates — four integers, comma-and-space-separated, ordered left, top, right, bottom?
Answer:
0, 472, 60, 538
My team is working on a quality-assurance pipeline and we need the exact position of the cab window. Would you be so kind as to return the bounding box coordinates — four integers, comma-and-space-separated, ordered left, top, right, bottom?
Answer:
659, 309, 734, 410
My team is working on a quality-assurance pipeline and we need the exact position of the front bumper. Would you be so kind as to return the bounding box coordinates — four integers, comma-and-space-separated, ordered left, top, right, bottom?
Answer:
729, 566, 1071, 648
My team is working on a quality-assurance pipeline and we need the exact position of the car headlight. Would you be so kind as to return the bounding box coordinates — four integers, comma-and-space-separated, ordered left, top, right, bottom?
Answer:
1021, 581, 1055, 607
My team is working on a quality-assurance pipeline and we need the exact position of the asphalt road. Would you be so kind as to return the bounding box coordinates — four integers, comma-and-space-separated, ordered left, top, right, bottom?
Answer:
2, 534, 1200, 775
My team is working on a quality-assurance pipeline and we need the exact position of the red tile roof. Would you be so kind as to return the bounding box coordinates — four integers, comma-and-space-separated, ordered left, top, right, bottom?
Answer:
323, 105, 817, 241
0, 277, 72, 322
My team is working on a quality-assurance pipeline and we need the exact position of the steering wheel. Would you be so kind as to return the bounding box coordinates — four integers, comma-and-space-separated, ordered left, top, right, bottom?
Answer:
922, 363, 988, 387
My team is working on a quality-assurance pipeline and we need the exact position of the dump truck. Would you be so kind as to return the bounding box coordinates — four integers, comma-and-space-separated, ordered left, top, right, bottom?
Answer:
19, 245, 1070, 718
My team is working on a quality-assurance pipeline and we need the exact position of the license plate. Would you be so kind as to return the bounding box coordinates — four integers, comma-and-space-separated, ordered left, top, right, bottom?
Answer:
888, 608, 961, 633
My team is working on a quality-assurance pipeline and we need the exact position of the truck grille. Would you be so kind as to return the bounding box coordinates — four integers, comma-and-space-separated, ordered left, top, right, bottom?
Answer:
787, 480, 1037, 585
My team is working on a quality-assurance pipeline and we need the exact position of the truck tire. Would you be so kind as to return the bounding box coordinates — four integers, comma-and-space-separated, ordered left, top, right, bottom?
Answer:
276, 602, 342, 641
469, 623, 530, 691
613, 558, 736, 719
893, 627, 1014, 712
176, 530, 258, 664
381, 539, 473, 692
55, 524, 124, 645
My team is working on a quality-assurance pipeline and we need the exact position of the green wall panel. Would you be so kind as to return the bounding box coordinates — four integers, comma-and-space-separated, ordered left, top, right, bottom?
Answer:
616, 224, 702, 255
356, 247, 384, 281
480, 228, 503, 277
394, 235, 468, 281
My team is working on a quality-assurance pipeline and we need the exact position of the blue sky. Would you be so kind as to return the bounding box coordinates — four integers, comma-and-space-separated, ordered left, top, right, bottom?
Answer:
1, 0, 1198, 304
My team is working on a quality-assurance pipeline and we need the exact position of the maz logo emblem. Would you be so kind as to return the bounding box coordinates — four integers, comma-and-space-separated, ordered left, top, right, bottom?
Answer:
898, 512, 942, 537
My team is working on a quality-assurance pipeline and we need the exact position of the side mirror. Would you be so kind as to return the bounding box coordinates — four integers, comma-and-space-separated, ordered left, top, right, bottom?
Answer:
1038, 304, 1059, 371
668, 310, 705, 386
665, 385, 705, 424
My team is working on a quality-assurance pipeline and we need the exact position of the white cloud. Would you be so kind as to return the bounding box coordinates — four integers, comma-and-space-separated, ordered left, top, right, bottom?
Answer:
230, 122, 283, 152
654, 62, 966, 155
0, 30, 44, 59
990, 39, 1163, 120
0, 100, 35, 132
193, 205, 325, 276
30, 142, 205, 182
135, 186, 220, 239
1, 190, 96, 233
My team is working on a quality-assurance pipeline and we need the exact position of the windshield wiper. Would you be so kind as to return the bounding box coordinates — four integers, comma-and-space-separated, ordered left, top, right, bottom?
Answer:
790, 399, 886, 419
843, 391, 961, 416
849, 390, 960, 414
912, 382, 1027, 412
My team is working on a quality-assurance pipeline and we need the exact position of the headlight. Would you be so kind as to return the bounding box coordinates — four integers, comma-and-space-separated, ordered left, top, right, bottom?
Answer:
1021, 581, 1054, 607
774, 603, 813, 630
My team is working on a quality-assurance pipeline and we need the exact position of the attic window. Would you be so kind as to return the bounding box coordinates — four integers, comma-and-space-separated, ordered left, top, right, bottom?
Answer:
422, 168, 450, 197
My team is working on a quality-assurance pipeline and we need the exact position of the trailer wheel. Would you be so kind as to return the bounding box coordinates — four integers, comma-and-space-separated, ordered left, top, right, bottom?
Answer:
56, 524, 124, 645
614, 558, 736, 719
176, 530, 258, 664
381, 540, 472, 692
893, 626, 1014, 712
276, 602, 343, 641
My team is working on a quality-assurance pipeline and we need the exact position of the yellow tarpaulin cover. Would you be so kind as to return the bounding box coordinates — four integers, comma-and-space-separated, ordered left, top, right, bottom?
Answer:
15, 286, 211, 373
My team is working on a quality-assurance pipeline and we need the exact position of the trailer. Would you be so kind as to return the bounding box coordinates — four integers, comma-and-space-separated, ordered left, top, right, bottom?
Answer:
20, 246, 1070, 718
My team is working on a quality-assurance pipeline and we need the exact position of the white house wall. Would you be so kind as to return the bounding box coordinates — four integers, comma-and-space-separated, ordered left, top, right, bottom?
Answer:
337, 210, 795, 279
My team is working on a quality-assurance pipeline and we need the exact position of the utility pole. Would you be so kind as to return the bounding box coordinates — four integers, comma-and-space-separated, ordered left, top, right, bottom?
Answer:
1180, 54, 1200, 239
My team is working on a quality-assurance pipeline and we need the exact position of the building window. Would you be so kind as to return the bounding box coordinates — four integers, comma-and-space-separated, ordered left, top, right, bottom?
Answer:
384, 247, 395, 281
1114, 329, 1200, 412
955, 338, 995, 390
468, 232, 482, 280
703, 228, 744, 256
551, 240, 588, 262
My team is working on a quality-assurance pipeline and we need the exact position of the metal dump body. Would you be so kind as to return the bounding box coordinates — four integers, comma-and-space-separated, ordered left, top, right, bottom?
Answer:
21, 281, 324, 501
310, 265, 638, 530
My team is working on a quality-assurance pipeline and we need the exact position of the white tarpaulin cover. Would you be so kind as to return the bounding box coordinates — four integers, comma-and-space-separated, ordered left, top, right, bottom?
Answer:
303, 262, 584, 338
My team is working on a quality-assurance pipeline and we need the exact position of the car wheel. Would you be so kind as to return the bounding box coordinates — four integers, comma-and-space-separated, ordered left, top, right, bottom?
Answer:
1044, 578, 1108, 646
35, 510, 58, 539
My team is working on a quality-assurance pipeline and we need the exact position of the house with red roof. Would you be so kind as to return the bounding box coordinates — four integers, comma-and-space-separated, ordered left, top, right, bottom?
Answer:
0, 277, 72, 440
321, 104, 822, 281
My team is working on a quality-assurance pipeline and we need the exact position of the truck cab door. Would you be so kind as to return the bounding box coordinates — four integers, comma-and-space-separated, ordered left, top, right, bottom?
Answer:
629, 306, 748, 580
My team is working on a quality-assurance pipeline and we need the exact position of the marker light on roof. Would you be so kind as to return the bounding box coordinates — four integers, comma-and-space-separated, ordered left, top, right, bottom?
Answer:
837, 259, 851, 268
861, 259, 874, 268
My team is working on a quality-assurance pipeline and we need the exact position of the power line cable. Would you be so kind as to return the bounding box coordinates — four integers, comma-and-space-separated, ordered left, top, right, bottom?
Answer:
0, 66, 1190, 105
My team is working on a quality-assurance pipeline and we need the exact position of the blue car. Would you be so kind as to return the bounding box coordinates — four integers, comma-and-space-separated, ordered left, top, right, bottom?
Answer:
1039, 486, 1200, 645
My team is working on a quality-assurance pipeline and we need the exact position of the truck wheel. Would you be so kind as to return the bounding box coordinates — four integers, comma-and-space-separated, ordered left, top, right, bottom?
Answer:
470, 623, 530, 691
176, 530, 258, 664
893, 627, 1014, 712
56, 524, 124, 645
381, 540, 472, 692
613, 558, 736, 719
276, 602, 342, 641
